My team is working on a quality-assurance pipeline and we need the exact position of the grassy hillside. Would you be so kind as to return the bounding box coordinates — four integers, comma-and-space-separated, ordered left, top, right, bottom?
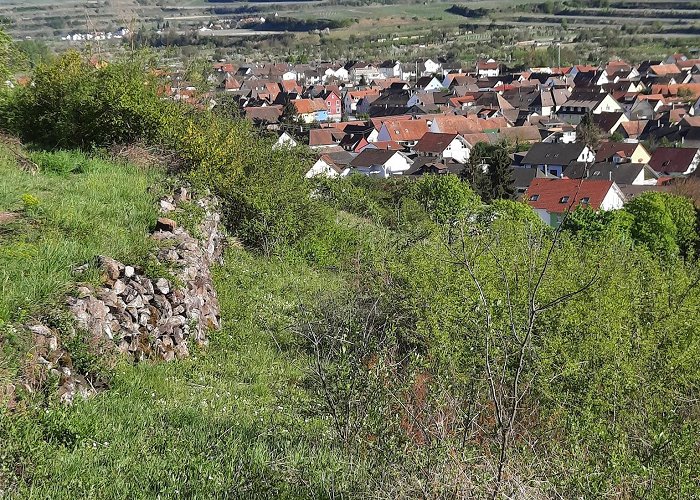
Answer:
1, 250, 363, 498
0, 146, 160, 406
0, 148, 160, 323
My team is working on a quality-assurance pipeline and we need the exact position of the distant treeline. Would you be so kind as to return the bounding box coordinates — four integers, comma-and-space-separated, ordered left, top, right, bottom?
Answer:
207, 0, 318, 3
209, 5, 264, 14
446, 5, 490, 18
132, 29, 292, 48
259, 17, 356, 31
517, 1, 700, 17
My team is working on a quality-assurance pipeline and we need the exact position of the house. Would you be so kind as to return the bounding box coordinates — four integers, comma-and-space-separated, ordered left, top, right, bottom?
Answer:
429, 115, 483, 135
563, 162, 658, 186
648, 147, 700, 175
557, 91, 624, 124
309, 128, 346, 149
592, 112, 629, 136
306, 151, 356, 178
415, 76, 444, 91
378, 60, 402, 79
344, 89, 379, 115
419, 58, 442, 76
244, 105, 282, 125
347, 149, 413, 177
525, 178, 626, 226
476, 58, 500, 78
595, 142, 651, 164
292, 98, 329, 123
412, 132, 471, 163
520, 142, 595, 177
320, 90, 342, 122
376, 119, 429, 147
273, 131, 298, 149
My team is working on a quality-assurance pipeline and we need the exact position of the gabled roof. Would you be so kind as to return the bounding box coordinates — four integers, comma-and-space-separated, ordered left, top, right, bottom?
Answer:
595, 142, 647, 162
349, 149, 401, 168
309, 128, 345, 147
525, 178, 617, 213
649, 64, 681, 76
431, 114, 483, 135
618, 120, 648, 138
648, 147, 700, 174
244, 105, 282, 123
512, 167, 557, 189
380, 119, 429, 141
564, 162, 657, 185
413, 132, 459, 154
293, 98, 327, 114
498, 125, 541, 143
521, 142, 587, 166
318, 151, 356, 173
592, 111, 626, 133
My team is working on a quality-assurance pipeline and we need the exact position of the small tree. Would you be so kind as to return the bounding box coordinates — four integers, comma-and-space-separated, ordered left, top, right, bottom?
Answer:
576, 111, 603, 149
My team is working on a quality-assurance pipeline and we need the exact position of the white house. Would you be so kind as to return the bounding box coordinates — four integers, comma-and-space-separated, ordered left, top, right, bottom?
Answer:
347, 149, 413, 177
412, 132, 471, 164
525, 178, 626, 226
273, 131, 298, 149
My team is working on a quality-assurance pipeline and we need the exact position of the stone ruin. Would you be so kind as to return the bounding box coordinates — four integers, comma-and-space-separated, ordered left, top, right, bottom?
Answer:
21, 188, 225, 404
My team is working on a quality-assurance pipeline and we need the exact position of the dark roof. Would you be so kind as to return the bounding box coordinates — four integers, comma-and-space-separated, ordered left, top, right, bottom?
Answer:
349, 149, 399, 168
521, 142, 587, 166
564, 162, 657, 185
648, 147, 699, 174
595, 141, 644, 162
405, 158, 464, 176
413, 132, 458, 154
511, 167, 557, 190
592, 112, 625, 133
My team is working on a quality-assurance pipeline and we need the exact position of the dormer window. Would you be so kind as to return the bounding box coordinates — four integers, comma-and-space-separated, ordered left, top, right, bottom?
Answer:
529, 194, 539, 201
560, 196, 570, 203
580, 197, 590, 204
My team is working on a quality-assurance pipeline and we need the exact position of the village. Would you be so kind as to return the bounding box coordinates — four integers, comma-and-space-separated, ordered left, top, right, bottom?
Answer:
156, 54, 700, 225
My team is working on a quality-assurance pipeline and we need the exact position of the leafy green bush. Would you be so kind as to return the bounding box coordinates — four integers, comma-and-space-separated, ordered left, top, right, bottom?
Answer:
624, 192, 698, 257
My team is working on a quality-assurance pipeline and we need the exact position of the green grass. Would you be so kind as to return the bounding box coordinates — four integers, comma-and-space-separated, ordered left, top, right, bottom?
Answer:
0, 249, 368, 498
0, 148, 160, 323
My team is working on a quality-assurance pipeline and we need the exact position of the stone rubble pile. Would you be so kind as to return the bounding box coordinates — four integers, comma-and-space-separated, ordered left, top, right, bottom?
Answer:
20, 188, 225, 404
68, 189, 224, 362
25, 323, 95, 404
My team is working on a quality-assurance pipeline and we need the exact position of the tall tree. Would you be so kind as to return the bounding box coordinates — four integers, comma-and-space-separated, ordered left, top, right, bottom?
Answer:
464, 141, 514, 202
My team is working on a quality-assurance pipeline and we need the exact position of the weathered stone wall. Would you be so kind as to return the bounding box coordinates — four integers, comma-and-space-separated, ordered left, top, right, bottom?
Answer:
21, 188, 225, 404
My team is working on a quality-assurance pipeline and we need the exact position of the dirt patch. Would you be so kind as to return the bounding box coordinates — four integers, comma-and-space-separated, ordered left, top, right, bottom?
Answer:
0, 212, 20, 225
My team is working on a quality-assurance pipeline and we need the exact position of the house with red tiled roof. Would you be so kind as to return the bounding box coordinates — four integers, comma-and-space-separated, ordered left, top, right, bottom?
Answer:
413, 132, 470, 163
376, 119, 429, 147
309, 128, 346, 149
525, 178, 626, 226
292, 98, 329, 123
429, 114, 483, 135
361, 141, 403, 152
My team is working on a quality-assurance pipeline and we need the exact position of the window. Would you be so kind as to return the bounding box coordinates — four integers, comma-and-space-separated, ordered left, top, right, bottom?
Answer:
580, 197, 590, 204
529, 194, 539, 201
559, 196, 570, 203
